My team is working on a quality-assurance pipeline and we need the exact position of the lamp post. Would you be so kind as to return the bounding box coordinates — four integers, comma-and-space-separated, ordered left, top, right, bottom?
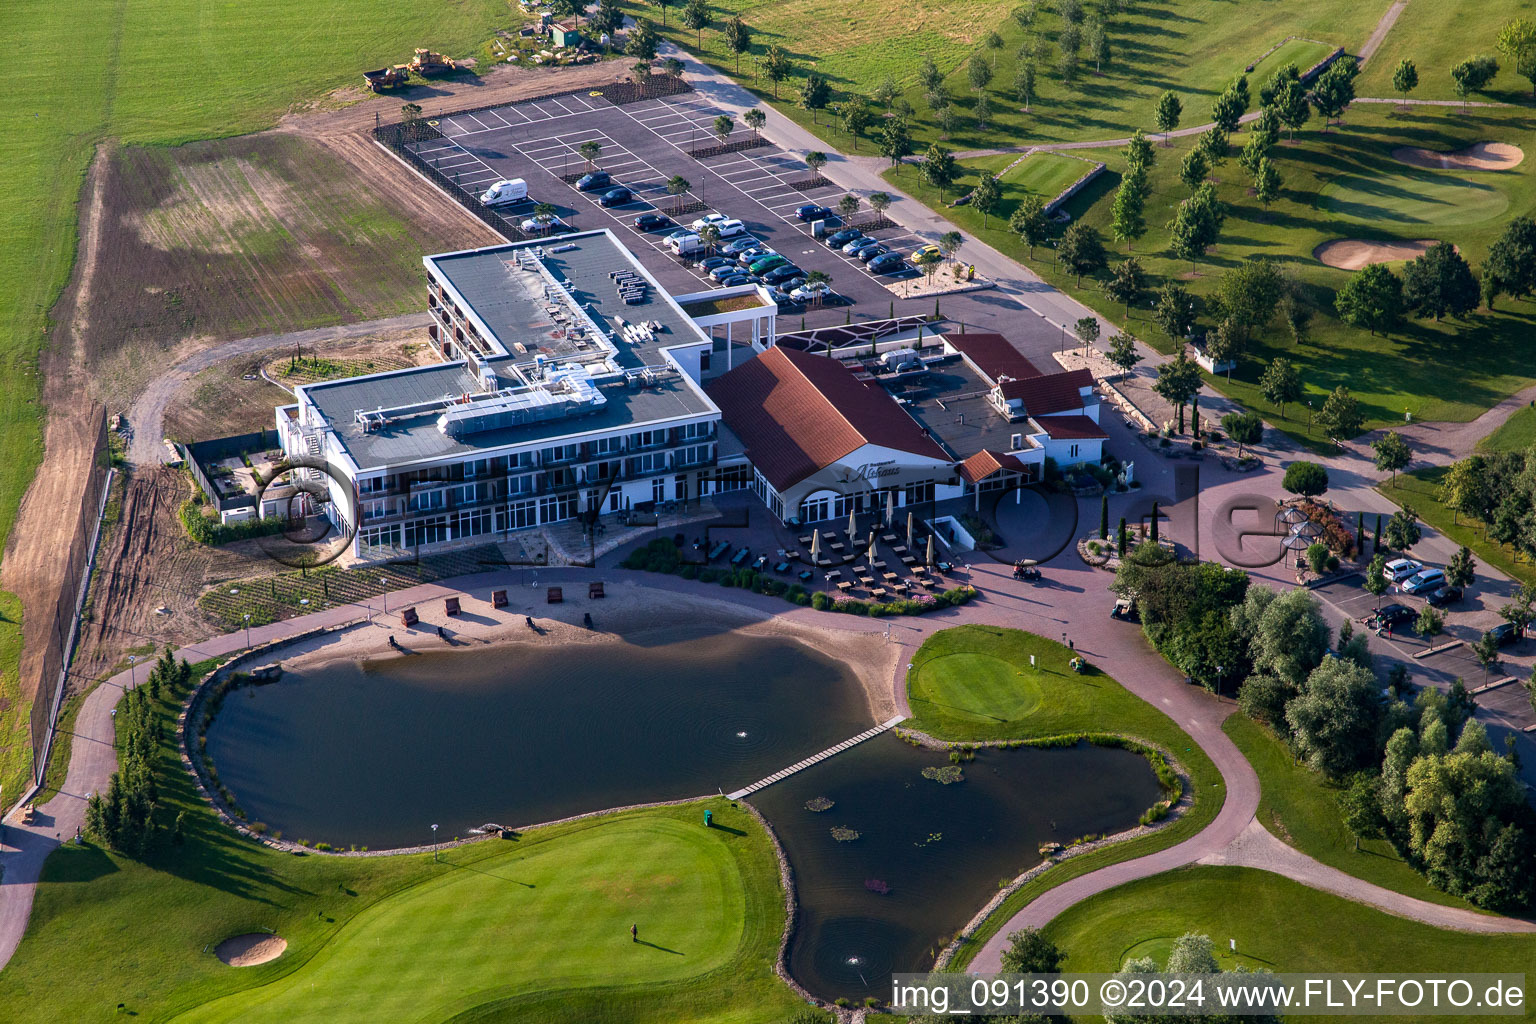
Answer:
431, 823, 440, 861
380, 578, 388, 615
127, 655, 138, 690
109, 708, 117, 751
1307, 400, 1313, 433
243, 613, 252, 650
1215, 664, 1224, 699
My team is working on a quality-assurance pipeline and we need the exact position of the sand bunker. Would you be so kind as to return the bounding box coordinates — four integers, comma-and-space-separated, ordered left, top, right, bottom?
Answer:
1314, 239, 1438, 270
215, 933, 287, 966
1393, 142, 1524, 171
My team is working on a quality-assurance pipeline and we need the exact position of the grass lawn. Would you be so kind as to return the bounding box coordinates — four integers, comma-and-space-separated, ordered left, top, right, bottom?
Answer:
901, 625, 1226, 967
1354, 0, 1536, 104
620, 0, 1383, 154
1001, 150, 1099, 199
890, 102, 1536, 449
1479, 402, 1536, 451
1378, 469, 1536, 592
1222, 714, 1483, 911
1044, 865, 1536, 1014
0, 660, 800, 1024
0, 0, 512, 802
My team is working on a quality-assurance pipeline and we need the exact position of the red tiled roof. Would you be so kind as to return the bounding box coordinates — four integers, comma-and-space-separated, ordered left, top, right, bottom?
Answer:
956, 449, 1029, 483
945, 333, 1042, 384
999, 367, 1094, 415
1037, 413, 1107, 439
705, 347, 950, 491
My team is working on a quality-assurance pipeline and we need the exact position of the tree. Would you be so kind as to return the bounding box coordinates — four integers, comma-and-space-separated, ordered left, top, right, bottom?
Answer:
1001, 928, 1065, 973
626, 19, 660, 59
662, 55, 685, 79
696, 221, 721, 254
1451, 55, 1500, 108
920, 143, 958, 198
973, 91, 993, 130
1259, 357, 1302, 419
762, 44, 793, 98
1340, 772, 1388, 850
938, 229, 964, 265
1311, 59, 1356, 128
682, 0, 711, 47
1106, 256, 1147, 313
968, 57, 994, 94
919, 55, 943, 94
1222, 410, 1263, 457
591, 0, 624, 47
873, 74, 898, 111
1372, 431, 1412, 484
1403, 241, 1479, 321
799, 73, 831, 123
837, 193, 860, 221
1167, 183, 1225, 272
1485, 215, 1536, 304
1059, 22, 1083, 57
1107, 331, 1142, 377
804, 150, 827, 183
1335, 263, 1404, 336
1252, 587, 1331, 687
652, 0, 673, 25
1058, 47, 1080, 85
1211, 87, 1245, 133
1010, 195, 1048, 257
1015, 61, 1037, 110
1056, 222, 1107, 284
1152, 348, 1202, 433
1238, 130, 1269, 177
1123, 128, 1155, 174
665, 174, 691, 214
914, 248, 943, 286
712, 114, 734, 149
1499, 583, 1536, 638
1279, 289, 1312, 345
840, 95, 872, 150
1274, 78, 1311, 139
1392, 57, 1419, 108
1363, 553, 1389, 611
1074, 315, 1101, 351
1100, 492, 1110, 539
1088, 18, 1111, 73
879, 116, 913, 166
1109, 165, 1148, 250
1384, 505, 1421, 552
1287, 656, 1384, 779
743, 107, 766, 138
868, 190, 891, 224
1214, 258, 1282, 344
973, 173, 1002, 227
1446, 545, 1476, 588
1153, 282, 1196, 340
1253, 156, 1282, 210
1154, 90, 1182, 145
1178, 147, 1209, 192
1316, 384, 1364, 440
1197, 125, 1228, 167
1282, 460, 1329, 498
723, 16, 751, 71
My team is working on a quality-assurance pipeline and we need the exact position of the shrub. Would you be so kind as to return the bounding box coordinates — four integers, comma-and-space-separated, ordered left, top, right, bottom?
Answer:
1306, 541, 1330, 574
811, 591, 832, 610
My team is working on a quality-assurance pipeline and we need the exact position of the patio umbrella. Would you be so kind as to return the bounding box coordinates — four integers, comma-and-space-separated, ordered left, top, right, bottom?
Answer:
906, 511, 914, 549
810, 531, 821, 563
847, 507, 857, 538
925, 535, 935, 567
885, 489, 895, 526
867, 538, 878, 566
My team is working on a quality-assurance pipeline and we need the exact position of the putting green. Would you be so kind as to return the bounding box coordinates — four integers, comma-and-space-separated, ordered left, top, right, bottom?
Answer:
1319, 169, 1509, 227
912, 652, 1043, 723
169, 816, 748, 1024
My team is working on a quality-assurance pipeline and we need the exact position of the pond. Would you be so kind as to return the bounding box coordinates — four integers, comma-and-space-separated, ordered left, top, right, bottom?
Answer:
203, 629, 872, 849
750, 734, 1162, 1005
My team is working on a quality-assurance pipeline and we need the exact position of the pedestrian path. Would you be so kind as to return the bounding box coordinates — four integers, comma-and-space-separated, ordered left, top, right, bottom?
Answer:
726, 715, 904, 799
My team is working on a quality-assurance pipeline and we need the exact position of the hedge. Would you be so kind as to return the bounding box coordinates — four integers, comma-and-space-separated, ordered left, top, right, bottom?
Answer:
178, 498, 288, 546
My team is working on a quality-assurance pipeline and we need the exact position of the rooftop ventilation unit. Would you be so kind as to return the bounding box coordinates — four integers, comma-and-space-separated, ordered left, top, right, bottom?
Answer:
435, 365, 607, 438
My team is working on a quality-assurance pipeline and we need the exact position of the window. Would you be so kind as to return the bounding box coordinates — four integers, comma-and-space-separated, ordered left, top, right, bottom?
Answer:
404, 515, 451, 548
359, 476, 388, 495
652, 478, 666, 503
700, 351, 711, 373
592, 435, 624, 456
407, 488, 445, 512
539, 492, 577, 523
628, 428, 667, 449
359, 524, 401, 551
498, 500, 538, 532
541, 443, 579, 464
609, 490, 623, 512
674, 444, 712, 468
508, 473, 537, 497
362, 499, 387, 521
628, 451, 667, 476
903, 480, 935, 506
509, 450, 537, 470
463, 458, 487, 478
458, 507, 492, 537
676, 421, 712, 442
1069, 444, 1080, 459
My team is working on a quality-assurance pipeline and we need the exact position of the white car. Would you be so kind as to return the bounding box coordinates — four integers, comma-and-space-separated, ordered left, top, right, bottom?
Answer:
689, 212, 729, 231
1383, 557, 1423, 583
790, 280, 832, 300
715, 218, 747, 238
520, 214, 566, 234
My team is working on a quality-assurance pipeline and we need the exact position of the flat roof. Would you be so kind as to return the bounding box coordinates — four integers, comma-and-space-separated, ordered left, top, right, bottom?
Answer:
882, 356, 1033, 461
426, 231, 707, 370
305, 362, 714, 472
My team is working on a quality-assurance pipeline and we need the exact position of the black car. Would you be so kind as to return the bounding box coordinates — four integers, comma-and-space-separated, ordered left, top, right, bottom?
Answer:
1486, 622, 1522, 647
796, 204, 833, 221
868, 251, 906, 274
598, 186, 634, 207
856, 243, 890, 262
1426, 585, 1463, 607
762, 264, 803, 286
1371, 603, 1415, 631
826, 228, 862, 248
575, 171, 611, 192
700, 256, 735, 271
634, 212, 671, 231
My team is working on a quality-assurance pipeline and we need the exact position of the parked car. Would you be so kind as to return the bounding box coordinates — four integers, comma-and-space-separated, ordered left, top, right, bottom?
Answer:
790, 280, 833, 300
843, 236, 877, 255
736, 245, 774, 266
868, 252, 906, 274
1485, 622, 1521, 647
762, 264, 803, 286
826, 228, 862, 248
717, 273, 752, 287
749, 254, 790, 275
715, 218, 748, 238
912, 243, 942, 261
575, 171, 611, 192
709, 263, 745, 282
771, 291, 802, 310
1384, 558, 1423, 583
856, 243, 890, 262
1400, 568, 1447, 595
479, 178, 528, 207
666, 233, 705, 256
598, 186, 634, 207
520, 213, 567, 234
1371, 603, 1415, 631
720, 236, 759, 256
796, 204, 833, 221
1426, 585, 1464, 607
634, 211, 672, 231
700, 256, 734, 270
690, 212, 729, 231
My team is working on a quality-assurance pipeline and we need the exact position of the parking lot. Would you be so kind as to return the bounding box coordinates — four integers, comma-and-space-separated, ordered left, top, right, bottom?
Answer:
404, 89, 934, 323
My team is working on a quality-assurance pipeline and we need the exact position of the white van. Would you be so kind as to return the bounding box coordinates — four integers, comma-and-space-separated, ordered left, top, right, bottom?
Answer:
479, 178, 528, 206
667, 233, 705, 256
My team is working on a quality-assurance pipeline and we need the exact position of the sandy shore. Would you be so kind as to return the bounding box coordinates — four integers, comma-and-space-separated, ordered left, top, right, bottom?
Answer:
263, 579, 901, 725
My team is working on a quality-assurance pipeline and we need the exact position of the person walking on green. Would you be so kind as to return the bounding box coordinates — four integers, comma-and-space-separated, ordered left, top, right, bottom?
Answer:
630, 923, 638, 943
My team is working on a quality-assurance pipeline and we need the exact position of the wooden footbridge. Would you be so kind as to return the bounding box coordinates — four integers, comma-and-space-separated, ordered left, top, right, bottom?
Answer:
725, 715, 905, 800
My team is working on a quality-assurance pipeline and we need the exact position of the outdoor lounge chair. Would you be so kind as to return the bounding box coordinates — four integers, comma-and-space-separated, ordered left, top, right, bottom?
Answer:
400, 607, 419, 628
444, 596, 461, 616
547, 586, 563, 604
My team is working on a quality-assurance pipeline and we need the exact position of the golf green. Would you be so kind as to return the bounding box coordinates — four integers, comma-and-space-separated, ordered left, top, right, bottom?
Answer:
168, 816, 750, 1024
1319, 169, 1509, 227
912, 652, 1043, 723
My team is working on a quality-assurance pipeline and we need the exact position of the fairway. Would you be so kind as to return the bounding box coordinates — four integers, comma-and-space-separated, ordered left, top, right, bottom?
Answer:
173, 816, 747, 1023
912, 651, 1042, 722
1248, 37, 1337, 83
1319, 168, 1510, 227
1046, 866, 1536, 1018
1003, 152, 1096, 200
